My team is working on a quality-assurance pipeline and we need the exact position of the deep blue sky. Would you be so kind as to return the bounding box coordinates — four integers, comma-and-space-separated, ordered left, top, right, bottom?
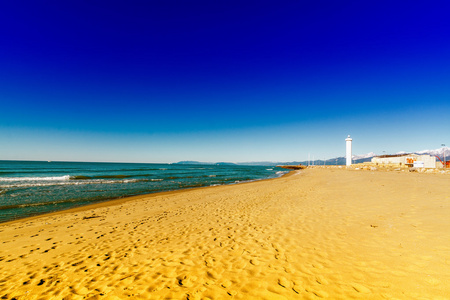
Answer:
1, 1, 449, 162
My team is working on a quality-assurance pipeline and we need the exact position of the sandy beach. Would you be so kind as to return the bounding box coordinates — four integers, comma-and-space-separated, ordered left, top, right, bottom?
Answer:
1, 168, 449, 299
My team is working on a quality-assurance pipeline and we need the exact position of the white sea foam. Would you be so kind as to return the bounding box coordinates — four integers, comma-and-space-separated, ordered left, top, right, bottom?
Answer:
276, 171, 288, 176
0, 178, 142, 188
0, 175, 71, 182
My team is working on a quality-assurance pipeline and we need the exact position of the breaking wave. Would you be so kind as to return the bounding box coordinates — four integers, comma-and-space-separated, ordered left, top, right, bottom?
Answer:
0, 175, 71, 182
0, 174, 165, 184
0, 178, 163, 188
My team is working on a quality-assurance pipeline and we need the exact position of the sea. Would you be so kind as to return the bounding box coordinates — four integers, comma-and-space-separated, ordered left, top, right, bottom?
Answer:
0, 161, 288, 223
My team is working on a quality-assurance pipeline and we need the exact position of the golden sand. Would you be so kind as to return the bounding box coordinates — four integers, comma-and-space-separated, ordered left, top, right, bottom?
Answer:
1, 168, 449, 299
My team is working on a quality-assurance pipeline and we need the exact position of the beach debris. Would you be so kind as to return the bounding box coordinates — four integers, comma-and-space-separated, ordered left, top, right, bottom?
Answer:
277, 165, 306, 170
82, 215, 103, 220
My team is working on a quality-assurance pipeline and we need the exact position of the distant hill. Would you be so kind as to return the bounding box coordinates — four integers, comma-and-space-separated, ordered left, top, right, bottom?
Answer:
174, 147, 449, 167
415, 147, 449, 160
279, 147, 449, 166
176, 158, 371, 167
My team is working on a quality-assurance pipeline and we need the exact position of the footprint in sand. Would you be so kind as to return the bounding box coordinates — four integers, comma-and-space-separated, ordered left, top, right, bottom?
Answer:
424, 276, 441, 286
177, 275, 197, 288
292, 280, 304, 294
221, 279, 232, 288
306, 288, 329, 298
277, 277, 291, 288
351, 283, 371, 293
315, 275, 329, 285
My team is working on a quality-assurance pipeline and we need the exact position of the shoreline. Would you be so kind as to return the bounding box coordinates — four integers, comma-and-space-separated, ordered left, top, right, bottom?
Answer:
1, 168, 449, 299
1, 170, 295, 226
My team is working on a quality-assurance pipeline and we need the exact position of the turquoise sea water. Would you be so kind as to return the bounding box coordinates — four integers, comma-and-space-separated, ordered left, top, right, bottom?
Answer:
0, 161, 287, 223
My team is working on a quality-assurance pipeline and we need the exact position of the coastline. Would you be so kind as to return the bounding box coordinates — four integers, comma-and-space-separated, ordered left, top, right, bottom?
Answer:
0, 169, 293, 226
1, 168, 449, 299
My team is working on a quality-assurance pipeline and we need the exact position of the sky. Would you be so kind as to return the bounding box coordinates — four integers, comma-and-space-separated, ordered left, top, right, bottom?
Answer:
1, 1, 449, 163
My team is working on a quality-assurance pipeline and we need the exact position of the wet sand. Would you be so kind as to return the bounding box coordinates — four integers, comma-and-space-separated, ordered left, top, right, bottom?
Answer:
1, 168, 449, 299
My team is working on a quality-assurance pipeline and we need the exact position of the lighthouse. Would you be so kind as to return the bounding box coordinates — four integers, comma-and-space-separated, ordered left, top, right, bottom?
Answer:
345, 135, 352, 166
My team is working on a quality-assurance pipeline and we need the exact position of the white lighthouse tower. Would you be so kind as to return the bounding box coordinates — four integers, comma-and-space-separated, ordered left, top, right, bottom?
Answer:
345, 135, 352, 166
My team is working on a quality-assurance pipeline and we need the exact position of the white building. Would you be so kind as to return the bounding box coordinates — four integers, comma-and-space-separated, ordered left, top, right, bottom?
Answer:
345, 135, 352, 166
371, 154, 436, 168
